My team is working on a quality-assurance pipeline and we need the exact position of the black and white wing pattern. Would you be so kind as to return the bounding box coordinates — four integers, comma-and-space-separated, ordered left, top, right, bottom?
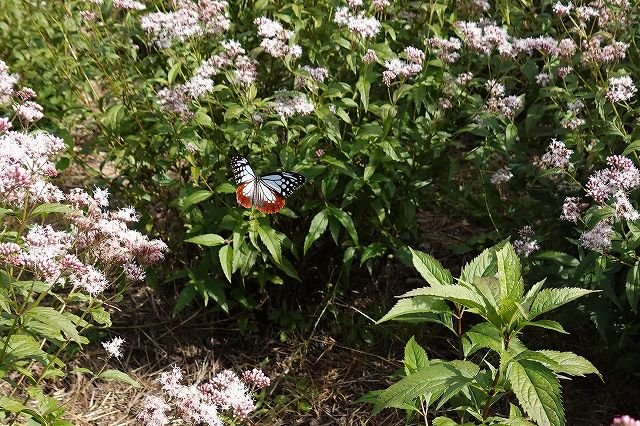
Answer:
230, 155, 305, 214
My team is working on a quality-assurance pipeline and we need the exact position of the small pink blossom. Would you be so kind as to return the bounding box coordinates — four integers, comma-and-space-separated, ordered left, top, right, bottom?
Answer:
579, 220, 613, 251
561, 197, 587, 223
363, 49, 378, 64
490, 166, 512, 185
606, 75, 637, 103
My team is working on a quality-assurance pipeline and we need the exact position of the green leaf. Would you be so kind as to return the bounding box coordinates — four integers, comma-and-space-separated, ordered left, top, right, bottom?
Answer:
194, 108, 213, 127
97, 369, 141, 388
180, 190, 213, 211
218, 244, 233, 282
496, 243, 523, 300
31, 203, 78, 216
0, 207, 14, 220
462, 322, 503, 356
328, 207, 358, 245
626, 262, 640, 312
529, 288, 596, 319
360, 242, 386, 265
90, 307, 112, 327
403, 336, 428, 374
409, 248, 454, 287
460, 244, 500, 285
520, 320, 567, 334
371, 362, 467, 415
508, 360, 564, 426
0, 335, 47, 363
0, 396, 26, 413
256, 225, 283, 264
356, 77, 370, 112
535, 350, 601, 379
184, 233, 225, 246
400, 285, 485, 312
27, 307, 82, 343
377, 296, 451, 323
304, 209, 329, 254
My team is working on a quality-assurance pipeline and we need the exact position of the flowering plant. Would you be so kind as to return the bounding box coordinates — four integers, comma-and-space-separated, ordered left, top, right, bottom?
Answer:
365, 242, 601, 425
0, 62, 166, 423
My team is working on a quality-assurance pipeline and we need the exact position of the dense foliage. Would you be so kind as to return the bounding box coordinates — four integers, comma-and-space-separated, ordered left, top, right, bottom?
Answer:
2, 0, 640, 423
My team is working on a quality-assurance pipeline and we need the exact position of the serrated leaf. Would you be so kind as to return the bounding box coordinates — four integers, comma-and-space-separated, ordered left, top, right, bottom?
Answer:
409, 248, 454, 287
179, 190, 213, 211
509, 360, 564, 426
520, 320, 567, 334
535, 350, 601, 379
184, 233, 225, 246
377, 296, 451, 323
529, 288, 596, 319
97, 369, 141, 388
218, 244, 233, 282
0, 335, 47, 363
460, 244, 500, 285
400, 285, 485, 312
256, 225, 283, 264
304, 209, 328, 254
0, 396, 26, 413
371, 362, 464, 415
496, 243, 523, 300
404, 336, 428, 373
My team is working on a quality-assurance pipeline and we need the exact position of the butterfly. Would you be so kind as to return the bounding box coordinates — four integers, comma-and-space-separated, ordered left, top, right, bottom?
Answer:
230, 155, 306, 214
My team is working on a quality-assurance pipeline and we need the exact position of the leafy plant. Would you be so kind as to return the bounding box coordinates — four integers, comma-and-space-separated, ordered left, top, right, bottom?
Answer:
365, 243, 601, 425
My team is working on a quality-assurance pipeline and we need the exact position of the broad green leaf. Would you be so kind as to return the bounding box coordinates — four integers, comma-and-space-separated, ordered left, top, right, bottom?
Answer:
218, 244, 233, 282
328, 207, 358, 245
460, 244, 500, 285
626, 263, 640, 312
371, 362, 465, 414
0, 396, 26, 413
184, 234, 225, 247
377, 296, 451, 323
31, 203, 79, 216
27, 307, 82, 343
509, 360, 564, 426
180, 190, 213, 211
462, 322, 527, 357
90, 307, 112, 327
403, 336, 428, 374
529, 288, 596, 319
304, 209, 329, 254
195, 109, 213, 126
535, 350, 601, 379
97, 369, 141, 388
256, 225, 283, 264
523, 279, 546, 311
360, 242, 386, 265
400, 285, 485, 312
356, 77, 370, 112
0, 207, 14, 220
0, 335, 47, 363
409, 248, 454, 287
496, 243, 523, 300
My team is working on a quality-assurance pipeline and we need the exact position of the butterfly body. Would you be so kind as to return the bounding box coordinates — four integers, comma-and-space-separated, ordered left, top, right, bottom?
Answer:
230, 155, 305, 214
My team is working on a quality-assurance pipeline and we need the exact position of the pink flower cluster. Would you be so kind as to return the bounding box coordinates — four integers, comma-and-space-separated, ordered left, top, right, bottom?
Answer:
581, 36, 628, 65
554, 0, 630, 29
295, 66, 329, 90
156, 86, 192, 120
254, 17, 301, 59
483, 80, 522, 118
273, 92, 315, 119
140, 0, 230, 48
579, 219, 613, 251
490, 166, 512, 185
585, 155, 640, 203
538, 139, 573, 170
138, 365, 270, 426
382, 46, 424, 86
425, 37, 461, 64
513, 225, 539, 257
334, 6, 381, 39
612, 415, 640, 426
606, 75, 637, 103
111, 0, 146, 10
561, 197, 587, 223
0, 60, 43, 123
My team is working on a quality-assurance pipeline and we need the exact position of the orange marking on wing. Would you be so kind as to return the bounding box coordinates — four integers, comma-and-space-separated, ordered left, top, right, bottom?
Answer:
256, 194, 286, 214
236, 183, 253, 208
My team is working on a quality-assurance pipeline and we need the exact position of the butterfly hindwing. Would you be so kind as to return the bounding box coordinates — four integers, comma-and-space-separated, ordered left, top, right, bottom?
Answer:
230, 156, 305, 214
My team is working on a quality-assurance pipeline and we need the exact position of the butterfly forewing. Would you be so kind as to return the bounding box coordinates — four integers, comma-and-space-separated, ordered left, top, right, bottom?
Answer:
230, 155, 305, 214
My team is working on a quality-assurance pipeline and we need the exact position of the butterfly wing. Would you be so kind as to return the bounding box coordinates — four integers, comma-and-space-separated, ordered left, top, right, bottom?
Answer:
230, 155, 257, 209
254, 172, 306, 214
